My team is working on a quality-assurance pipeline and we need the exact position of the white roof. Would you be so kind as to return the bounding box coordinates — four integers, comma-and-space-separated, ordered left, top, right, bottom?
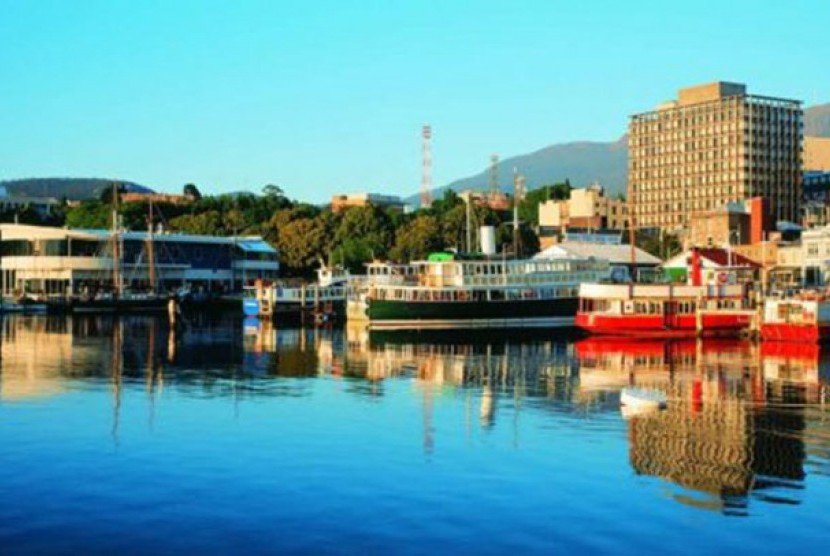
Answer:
533, 241, 662, 265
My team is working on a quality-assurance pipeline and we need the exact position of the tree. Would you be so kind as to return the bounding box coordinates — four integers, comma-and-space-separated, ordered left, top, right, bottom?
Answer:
168, 211, 222, 235
65, 201, 110, 229
430, 189, 463, 215
224, 208, 247, 236
389, 215, 443, 262
334, 205, 393, 258
262, 184, 284, 199
99, 182, 125, 205
275, 218, 329, 277
183, 183, 202, 200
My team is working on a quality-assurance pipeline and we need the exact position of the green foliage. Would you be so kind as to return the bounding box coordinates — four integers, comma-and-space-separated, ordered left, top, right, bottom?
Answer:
65, 201, 110, 229
389, 215, 444, 262
275, 217, 329, 277
636, 230, 680, 260
334, 204, 393, 259
183, 183, 202, 200
168, 211, 223, 235
518, 181, 572, 227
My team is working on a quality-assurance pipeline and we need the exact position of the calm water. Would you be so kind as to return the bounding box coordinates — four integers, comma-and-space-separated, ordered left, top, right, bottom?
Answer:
1, 315, 829, 554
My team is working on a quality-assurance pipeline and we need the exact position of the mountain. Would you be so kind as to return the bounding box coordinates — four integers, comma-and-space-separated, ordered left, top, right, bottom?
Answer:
0, 178, 154, 201
805, 103, 830, 137
428, 102, 830, 202
440, 136, 629, 199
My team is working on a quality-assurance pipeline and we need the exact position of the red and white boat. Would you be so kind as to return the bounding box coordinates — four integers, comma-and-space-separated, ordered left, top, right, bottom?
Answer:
576, 282, 752, 338
760, 295, 830, 342
576, 250, 754, 338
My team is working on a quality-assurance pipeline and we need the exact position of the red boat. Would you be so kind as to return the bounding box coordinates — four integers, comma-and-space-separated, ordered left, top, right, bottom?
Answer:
760, 296, 830, 342
576, 249, 754, 338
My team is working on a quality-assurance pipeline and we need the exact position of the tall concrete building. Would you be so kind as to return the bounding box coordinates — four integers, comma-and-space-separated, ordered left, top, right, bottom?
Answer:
628, 82, 803, 233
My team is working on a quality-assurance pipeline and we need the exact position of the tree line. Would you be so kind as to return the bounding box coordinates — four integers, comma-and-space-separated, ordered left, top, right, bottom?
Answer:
10, 182, 582, 277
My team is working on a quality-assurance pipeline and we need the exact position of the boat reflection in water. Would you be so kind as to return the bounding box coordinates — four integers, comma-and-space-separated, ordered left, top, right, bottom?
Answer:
576, 337, 830, 515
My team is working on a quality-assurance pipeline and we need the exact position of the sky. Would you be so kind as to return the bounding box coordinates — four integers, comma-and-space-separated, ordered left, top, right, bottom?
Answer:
1, 0, 828, 203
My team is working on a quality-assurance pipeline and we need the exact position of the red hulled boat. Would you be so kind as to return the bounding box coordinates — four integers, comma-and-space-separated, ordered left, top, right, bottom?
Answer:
576, 249, 754, 339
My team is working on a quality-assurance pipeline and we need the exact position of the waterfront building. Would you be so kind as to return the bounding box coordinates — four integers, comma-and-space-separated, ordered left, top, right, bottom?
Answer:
686, 197, 772, 249
538, 183, 628, 247
534, 240, 660, 281
330, 193, 406, 214
661, 247, 761, 284
629, 82, 803, 233
0, 224, 278, 298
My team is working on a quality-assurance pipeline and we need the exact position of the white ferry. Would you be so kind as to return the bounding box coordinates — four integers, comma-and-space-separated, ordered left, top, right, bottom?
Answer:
347, 252, 610, 330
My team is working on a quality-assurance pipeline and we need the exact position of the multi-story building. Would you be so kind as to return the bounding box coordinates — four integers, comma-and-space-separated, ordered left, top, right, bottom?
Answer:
804, 137, 830, 172
629, 82, 803, 233
330, 193, 406, 214
538, 183, 628, 247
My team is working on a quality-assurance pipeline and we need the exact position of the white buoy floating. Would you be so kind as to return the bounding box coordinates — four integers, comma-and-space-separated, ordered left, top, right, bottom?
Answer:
620, 387, 667, 416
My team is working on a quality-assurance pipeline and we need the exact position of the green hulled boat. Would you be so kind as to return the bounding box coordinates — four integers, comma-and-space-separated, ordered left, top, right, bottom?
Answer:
348, 253, 610, 330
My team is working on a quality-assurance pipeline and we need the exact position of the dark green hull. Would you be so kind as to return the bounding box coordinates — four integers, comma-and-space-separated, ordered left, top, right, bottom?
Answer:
365, 297, 578, 329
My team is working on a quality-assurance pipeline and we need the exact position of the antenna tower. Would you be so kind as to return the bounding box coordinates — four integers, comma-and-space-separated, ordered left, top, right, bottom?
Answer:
489, 154, 499, 196
421, 124, 432, 208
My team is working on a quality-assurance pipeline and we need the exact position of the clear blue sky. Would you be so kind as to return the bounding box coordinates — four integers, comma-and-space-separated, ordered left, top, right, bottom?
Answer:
1, 0, 828, 203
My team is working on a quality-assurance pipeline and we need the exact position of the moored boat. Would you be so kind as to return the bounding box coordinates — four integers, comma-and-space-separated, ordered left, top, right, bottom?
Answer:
244, 266, 349, 322
349, 253, 610, 330
760, 294, 830, 343
576, 282, 753, 338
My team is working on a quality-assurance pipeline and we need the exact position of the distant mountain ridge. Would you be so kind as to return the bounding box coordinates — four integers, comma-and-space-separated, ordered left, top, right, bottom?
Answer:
0, 178, 154, 201
428, 102, 830, 202
805, 103, 830, 137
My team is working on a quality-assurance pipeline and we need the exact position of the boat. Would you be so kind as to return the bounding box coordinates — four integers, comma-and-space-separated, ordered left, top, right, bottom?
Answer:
55, 190, 169, 314
576, 249, 755, 338
347, 252, 610, 330
760, 293, 830, 342
576, 282, 753, 338
620, 387, 667, 410
244, 265, 349, 322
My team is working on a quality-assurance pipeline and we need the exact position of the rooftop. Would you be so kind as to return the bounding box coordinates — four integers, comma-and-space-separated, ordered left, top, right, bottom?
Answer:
534, 241, 662, 266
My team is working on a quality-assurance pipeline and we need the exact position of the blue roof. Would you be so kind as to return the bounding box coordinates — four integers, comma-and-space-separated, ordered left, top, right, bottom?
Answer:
236, 239, 277, 253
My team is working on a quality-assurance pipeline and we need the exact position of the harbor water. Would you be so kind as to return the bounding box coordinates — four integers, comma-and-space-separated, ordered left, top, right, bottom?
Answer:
1, 314, 829, 553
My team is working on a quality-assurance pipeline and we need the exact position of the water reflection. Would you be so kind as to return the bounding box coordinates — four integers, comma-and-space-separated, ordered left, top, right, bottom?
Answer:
576, 338, 829, 515
1, 314, 829, 517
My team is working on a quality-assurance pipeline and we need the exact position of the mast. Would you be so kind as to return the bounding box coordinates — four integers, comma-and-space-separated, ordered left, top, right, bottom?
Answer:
111, 182, 122, 296
146, 200, 157, 293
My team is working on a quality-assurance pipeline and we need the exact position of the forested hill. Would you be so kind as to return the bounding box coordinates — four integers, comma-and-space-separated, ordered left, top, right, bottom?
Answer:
0, 178, 153, 200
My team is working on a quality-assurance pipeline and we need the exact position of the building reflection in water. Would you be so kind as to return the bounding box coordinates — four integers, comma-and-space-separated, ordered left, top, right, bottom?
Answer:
576, 338, 830, 515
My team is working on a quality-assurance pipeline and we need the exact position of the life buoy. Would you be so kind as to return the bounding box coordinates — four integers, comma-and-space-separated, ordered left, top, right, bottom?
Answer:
717, 272, 728, 285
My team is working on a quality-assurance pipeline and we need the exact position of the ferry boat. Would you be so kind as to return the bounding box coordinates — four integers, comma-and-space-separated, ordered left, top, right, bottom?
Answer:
244, 266, 349, 322
576, 282, 752, 338
575, 247, 757, 338
347, 253, 610, 330
760, 294, 830, 342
